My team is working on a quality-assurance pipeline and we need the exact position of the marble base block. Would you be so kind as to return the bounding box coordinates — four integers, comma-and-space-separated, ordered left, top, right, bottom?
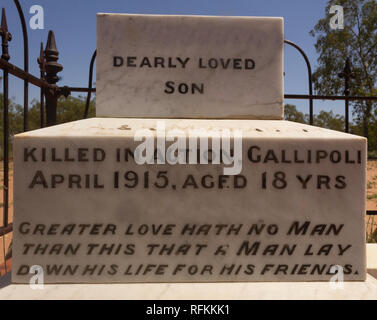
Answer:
12, 118, 366, 283
96, 14, 284, 119
2, 273, 377, 300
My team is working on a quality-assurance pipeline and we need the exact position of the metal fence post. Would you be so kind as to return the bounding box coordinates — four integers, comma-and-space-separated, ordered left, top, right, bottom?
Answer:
0, 8, 12, 228
44, 30, 62, 126
338, 58, 355, 133
38, 42, 45, 128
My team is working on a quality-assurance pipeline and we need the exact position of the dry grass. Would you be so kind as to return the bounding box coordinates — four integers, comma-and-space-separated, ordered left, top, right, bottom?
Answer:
0, 162, 13, 276
367, 160, 377, 209
366, 160, 377, 242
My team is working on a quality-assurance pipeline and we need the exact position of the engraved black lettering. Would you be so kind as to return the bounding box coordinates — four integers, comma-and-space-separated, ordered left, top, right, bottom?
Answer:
24, 148, 37, 162
29, 171, 48, 188
113, 56, 124, 66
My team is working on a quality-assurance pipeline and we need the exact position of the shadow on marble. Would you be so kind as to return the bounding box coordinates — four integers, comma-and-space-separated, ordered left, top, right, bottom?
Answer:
0, 272, 11, 289
368, 269, 377, 280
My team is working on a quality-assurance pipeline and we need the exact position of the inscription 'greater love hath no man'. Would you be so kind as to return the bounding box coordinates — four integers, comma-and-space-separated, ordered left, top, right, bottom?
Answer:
112, 56, 256, 94
16, 220, 356, 278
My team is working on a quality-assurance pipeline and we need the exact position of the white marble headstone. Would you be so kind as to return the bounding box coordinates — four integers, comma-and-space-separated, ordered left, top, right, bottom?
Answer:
96, 14, 284, 119
12, 118, 366, 283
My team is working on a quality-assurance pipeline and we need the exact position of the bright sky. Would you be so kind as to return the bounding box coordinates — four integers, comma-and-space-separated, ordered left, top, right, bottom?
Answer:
2, 0, 345, 117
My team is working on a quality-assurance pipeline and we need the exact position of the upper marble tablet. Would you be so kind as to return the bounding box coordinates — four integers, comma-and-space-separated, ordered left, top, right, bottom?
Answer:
96, 14, 284, 119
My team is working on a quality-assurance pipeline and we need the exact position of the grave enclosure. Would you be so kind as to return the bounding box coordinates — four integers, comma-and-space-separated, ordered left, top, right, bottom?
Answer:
12, 14, 366, 283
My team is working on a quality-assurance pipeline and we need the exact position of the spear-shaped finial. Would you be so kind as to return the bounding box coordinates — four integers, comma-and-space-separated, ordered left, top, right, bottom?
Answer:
44, 30, 63, 84
1, 8, 7, 29
338, 58, 355, 79
0, 8, 12, 61
37, 41, 45, 75
338, 57, 355, 95
338, 58, 356, 133
46, 30, 57, 56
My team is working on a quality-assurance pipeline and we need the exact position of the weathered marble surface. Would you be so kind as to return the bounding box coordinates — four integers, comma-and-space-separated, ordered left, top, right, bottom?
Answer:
1, 275, 377, 300
12, 118, 366, 283
2, 257, 377, 299
367, 243, 377, 269
96, 14, 284, 119
1, 244, 376, 299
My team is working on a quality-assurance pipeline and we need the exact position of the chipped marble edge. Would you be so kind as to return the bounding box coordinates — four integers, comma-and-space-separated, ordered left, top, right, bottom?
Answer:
0, 274, 377, 300
13, 119, 368, 140
97, 13, 284, 22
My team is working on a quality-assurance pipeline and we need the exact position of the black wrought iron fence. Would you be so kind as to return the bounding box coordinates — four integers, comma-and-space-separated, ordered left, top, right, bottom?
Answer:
0, 1, 96, 275
0, 1, 376, 276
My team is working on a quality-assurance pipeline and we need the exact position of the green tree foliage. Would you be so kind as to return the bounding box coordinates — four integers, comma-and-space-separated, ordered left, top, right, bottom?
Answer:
56, 95, 95, 125
0, 93, 95, 159
284, 104, 306, 123
0, 93, 24, 150
310, 0, 377, 148
284, 104, 345, 131
314, 110, 345, 131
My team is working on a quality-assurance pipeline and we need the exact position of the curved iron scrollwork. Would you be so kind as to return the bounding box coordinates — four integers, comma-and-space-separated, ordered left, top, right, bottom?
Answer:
284, 39, 313, 125
84, 50, 97, 119
14, 0, 29, 132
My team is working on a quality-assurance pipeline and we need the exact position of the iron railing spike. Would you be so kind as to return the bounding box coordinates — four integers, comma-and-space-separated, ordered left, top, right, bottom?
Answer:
0, 8, 12, 61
